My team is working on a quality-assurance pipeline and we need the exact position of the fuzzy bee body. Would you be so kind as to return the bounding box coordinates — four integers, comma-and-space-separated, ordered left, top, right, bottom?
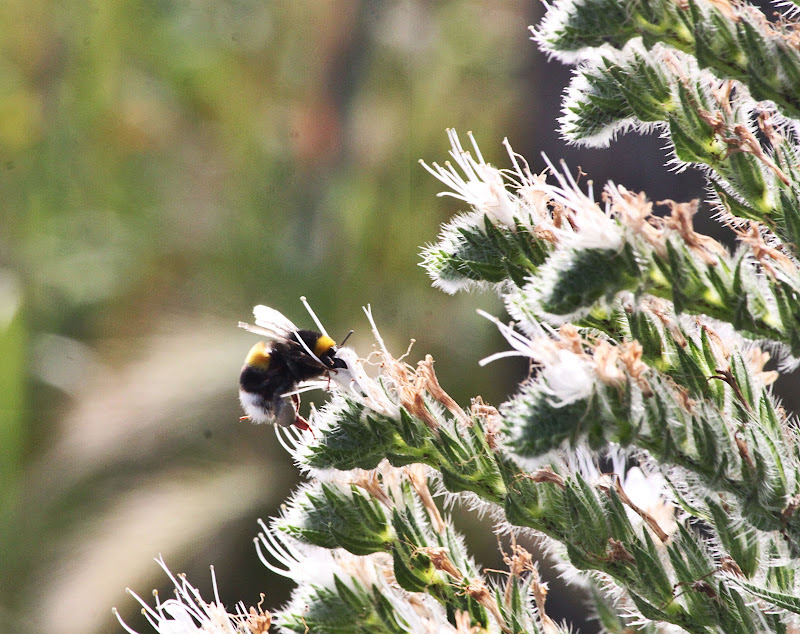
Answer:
239, 320, 346, 429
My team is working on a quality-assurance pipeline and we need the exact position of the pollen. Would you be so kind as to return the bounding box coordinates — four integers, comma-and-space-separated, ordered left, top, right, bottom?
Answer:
245, 341, 271, 369
314, 334, 336, 356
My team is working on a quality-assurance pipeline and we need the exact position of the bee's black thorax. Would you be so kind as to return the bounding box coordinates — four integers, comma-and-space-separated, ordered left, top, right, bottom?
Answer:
274, 329, 336, 379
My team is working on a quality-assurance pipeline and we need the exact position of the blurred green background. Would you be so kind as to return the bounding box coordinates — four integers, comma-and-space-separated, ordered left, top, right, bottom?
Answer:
2, 1, 767, 632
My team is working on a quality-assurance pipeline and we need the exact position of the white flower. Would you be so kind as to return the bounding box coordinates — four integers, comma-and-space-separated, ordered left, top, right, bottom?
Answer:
332, 344, 398, 417
500, 138, 554, 225
538, 347, 596, 407
114, 557, 270, 634
538, 156, 624, 252
478, 309, 596, 407
572, 447, 677, 540
256, 517, 387, 589
420, 129, 521, 226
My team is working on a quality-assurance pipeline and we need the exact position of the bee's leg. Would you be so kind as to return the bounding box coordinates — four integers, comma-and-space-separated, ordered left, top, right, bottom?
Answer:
290, 393, 315, 436
293, 415, 313, 433
293, 412, 315, 436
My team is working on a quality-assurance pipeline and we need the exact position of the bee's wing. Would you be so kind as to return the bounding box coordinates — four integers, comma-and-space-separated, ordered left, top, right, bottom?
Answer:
253, 305, 296, 331
253, 305, 299, 335
240, 305, 299, 340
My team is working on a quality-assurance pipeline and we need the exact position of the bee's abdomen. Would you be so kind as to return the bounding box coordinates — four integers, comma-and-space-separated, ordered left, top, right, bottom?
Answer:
240, 365, 279, 397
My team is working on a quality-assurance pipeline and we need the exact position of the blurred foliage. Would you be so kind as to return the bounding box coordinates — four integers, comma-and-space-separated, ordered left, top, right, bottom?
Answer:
0, 1, 539, 632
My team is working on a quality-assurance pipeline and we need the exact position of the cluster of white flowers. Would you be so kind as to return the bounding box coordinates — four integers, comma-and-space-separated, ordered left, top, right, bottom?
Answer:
255, 516, 460, 634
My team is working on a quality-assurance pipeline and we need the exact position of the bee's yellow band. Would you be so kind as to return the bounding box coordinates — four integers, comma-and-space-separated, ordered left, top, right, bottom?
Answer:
245, 342, 271, 369
314, 335, 336, 356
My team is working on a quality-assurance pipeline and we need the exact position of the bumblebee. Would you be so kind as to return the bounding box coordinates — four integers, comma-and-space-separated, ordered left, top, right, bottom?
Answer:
238, 305, 347, 431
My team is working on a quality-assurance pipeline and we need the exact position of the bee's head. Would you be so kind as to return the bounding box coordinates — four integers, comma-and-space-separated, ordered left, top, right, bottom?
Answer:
316, 334, 348, 371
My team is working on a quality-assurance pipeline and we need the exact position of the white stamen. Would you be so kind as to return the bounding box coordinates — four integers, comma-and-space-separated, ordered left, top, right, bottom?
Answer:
274, 425, 300, 457
477, 309, 548, 357
364, 305, 390, 357
466, 130, 485, 163
300, 295, 331, 338
479, 350, 528, 366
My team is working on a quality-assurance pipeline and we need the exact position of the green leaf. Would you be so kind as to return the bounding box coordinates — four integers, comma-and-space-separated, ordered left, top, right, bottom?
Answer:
539, 244, 640, 315
733, 579, 800, 615
707, 500, 759, 578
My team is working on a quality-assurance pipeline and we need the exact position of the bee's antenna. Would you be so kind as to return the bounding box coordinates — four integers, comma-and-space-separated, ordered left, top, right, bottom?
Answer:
299, 296, 330, 337
339, 329, 354, 347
